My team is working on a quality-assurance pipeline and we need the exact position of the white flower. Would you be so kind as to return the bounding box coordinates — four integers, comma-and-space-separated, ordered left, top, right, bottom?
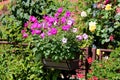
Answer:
72, 28, 78, 33
81, 11, 87, 17
54, 21, 57, 26
67, 20, 73, 26
62, 37, 67, 44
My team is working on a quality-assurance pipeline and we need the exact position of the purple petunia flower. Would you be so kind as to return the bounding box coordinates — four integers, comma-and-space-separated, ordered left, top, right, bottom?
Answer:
62, 25, 71, 31
21, 30, 26, 34
82, 33, 88, 40
23, 33, 28, 38
37, 23, 41, 29
40, 32, 45, 38
76, 35, 83, 41
35, 30, 41, 35
57, 7, 63, 13
30, 22, 38, 30
48, 17, 55, 23
65, 11, 71, 17
47, 22, 52, 28
67, 19, 74, 26
29, 16, 37, 22
49, 28, 58, 35
31, 30, 36, 35
24, 21, 29, 28
54, 12, 60, 17
61, 17, 66, 23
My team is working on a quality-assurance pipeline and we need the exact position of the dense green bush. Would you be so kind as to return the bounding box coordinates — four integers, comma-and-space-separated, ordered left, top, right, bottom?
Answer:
10, 0, 57, 24
0, 45, 44, 80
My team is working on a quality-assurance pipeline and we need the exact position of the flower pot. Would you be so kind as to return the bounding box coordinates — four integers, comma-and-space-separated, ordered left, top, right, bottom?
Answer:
42, 58, 81, 70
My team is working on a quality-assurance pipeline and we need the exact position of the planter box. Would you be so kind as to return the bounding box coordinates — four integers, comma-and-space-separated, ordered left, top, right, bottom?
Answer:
42, 59, 80, 70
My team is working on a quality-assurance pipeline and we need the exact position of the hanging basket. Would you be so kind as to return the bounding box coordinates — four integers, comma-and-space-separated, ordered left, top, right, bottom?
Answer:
42, 58, 82, 70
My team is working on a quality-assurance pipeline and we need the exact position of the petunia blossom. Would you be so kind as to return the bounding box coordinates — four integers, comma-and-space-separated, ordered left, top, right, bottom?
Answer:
22, 33, 28, 38
30, 22, 38, 30
65, 11, 71, 17
57, 7, 63, 13
76, 35, 83, 41
40, 32, 45, 38
82, 33, 88, 40
61, 17, 66, 23
24, 21, 29, 28
72, 28, 78, 33
67, 19, 74, 26
35, 30, 41, 35
62, 25, 71, 31
62, 37, 67, 44
49, 28, 58, 35
29, 16, 37, 22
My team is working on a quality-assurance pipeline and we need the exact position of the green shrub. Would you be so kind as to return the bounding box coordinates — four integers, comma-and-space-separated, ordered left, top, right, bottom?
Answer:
0, 45, 44, 80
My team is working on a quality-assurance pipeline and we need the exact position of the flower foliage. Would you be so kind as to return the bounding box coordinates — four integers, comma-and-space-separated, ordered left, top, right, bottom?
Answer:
81, 0, 120, 49
22, 7, 91, 61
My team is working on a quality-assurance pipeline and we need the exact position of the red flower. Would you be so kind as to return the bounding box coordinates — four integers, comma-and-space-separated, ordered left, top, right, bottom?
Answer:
87, 57, 92, 64
109, 35, 114, 41
116, 7, 120, 13
104, 0, 110, 5
92, 76, 98, 80
76, 73, 84, 79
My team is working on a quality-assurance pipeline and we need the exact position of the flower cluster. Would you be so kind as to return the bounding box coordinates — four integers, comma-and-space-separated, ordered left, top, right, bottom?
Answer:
21, 7, 90, 61
81, 0, 120, 49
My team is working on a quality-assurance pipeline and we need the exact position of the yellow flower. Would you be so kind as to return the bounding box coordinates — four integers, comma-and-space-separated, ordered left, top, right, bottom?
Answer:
89, 21, 96, 32
105, 4, 111, 10
96, 49, 100, 55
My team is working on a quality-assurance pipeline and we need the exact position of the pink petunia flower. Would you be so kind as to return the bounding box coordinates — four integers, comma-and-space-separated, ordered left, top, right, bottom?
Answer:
82, 33, 88, 40
24, 21, 29, 28
61, 17, 66, 23
49, 28, 58, 35
40, 32, 45, 38
57, 7, 63, 13
35, 30, 41, 35
22, 33, 28, 38
29, 16, 37, 22
30, 22, 38, 30
21, 30, 26, 34
76, 35, 83, 41
62, 25, 71, 31
65, 11, 71, 17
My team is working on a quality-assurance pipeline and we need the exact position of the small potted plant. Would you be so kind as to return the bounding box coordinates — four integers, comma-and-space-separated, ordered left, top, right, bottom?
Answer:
21, 7, 92, 70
